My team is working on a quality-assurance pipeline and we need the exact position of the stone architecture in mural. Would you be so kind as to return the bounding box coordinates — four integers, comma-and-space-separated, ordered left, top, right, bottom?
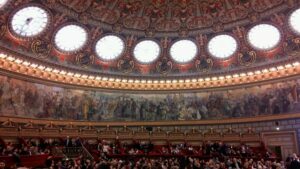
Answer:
0, 75, 299, 122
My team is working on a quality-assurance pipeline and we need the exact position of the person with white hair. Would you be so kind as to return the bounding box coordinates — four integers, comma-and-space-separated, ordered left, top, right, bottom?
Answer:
289, 153, 300, 169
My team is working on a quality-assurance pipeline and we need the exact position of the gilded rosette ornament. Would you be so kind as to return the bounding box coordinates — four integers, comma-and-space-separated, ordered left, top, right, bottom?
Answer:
117, 58, 134, 73
156, 57, 172, 74
31, 39, 52, 58
195, 58, 213, 72
283, 38, 300, 52
75, 53, 94, 68
293, 38, 300, 44
238, 51, 256, 66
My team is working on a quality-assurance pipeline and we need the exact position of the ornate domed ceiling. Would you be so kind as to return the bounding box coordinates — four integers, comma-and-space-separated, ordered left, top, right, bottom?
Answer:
0, 0, 299, 91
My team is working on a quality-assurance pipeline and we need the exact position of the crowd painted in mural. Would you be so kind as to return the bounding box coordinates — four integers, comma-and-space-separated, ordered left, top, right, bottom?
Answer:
0, 75, 299, 121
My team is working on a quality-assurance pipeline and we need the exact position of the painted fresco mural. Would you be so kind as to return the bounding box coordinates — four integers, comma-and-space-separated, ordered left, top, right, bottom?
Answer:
0, 75, 300, 122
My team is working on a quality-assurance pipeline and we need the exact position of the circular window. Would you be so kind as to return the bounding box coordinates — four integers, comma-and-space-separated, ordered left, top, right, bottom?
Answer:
247, 24, 281, 51
290, 8, 300, 35
0, 0, 8, 8
54, 24, 87, 53
208, 35, 237, 59
170, 40, 198, 63
11, 6, 48, 37
133, 40, 161, 64
95, 35, 125, 61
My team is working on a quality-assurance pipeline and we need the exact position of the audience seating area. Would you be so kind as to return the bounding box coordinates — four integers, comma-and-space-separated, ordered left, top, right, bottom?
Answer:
0, 120, 298, 168
1, 119, 294, 168
0, 136, 283, 168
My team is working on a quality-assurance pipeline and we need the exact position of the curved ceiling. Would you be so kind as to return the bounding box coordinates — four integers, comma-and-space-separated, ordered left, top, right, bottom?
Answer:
55, 0, 286, 36
0, 0, 299, 91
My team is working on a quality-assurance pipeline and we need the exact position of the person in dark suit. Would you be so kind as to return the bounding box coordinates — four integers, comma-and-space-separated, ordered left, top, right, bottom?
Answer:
75, 137, 82, 147
65, 136, 72, 147
289, 153, 300, 169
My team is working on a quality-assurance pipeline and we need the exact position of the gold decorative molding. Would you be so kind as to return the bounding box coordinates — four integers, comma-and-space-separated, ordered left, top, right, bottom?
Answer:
2, 114, 298, 144
0, 113, 300, 127
0, 52, 299, 91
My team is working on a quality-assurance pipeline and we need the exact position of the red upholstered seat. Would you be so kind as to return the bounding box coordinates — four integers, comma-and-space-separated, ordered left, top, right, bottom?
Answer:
0, 154, 49, 168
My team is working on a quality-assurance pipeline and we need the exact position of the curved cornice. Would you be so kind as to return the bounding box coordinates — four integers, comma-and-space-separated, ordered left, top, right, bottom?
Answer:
0, 50, 299, 92
1, 113, 300, 127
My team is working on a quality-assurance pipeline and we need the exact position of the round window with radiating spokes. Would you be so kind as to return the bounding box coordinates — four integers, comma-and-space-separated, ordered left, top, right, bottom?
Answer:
170, 40, 198, 63
0, 0, 8, 8
289, 8, 300, 35
208, 34, 238, 59
95, 35, 125, 61
247, 24, 281, 51
11, 6, 49, 37
133, 40, 161, 64
54, 24, 88, 53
